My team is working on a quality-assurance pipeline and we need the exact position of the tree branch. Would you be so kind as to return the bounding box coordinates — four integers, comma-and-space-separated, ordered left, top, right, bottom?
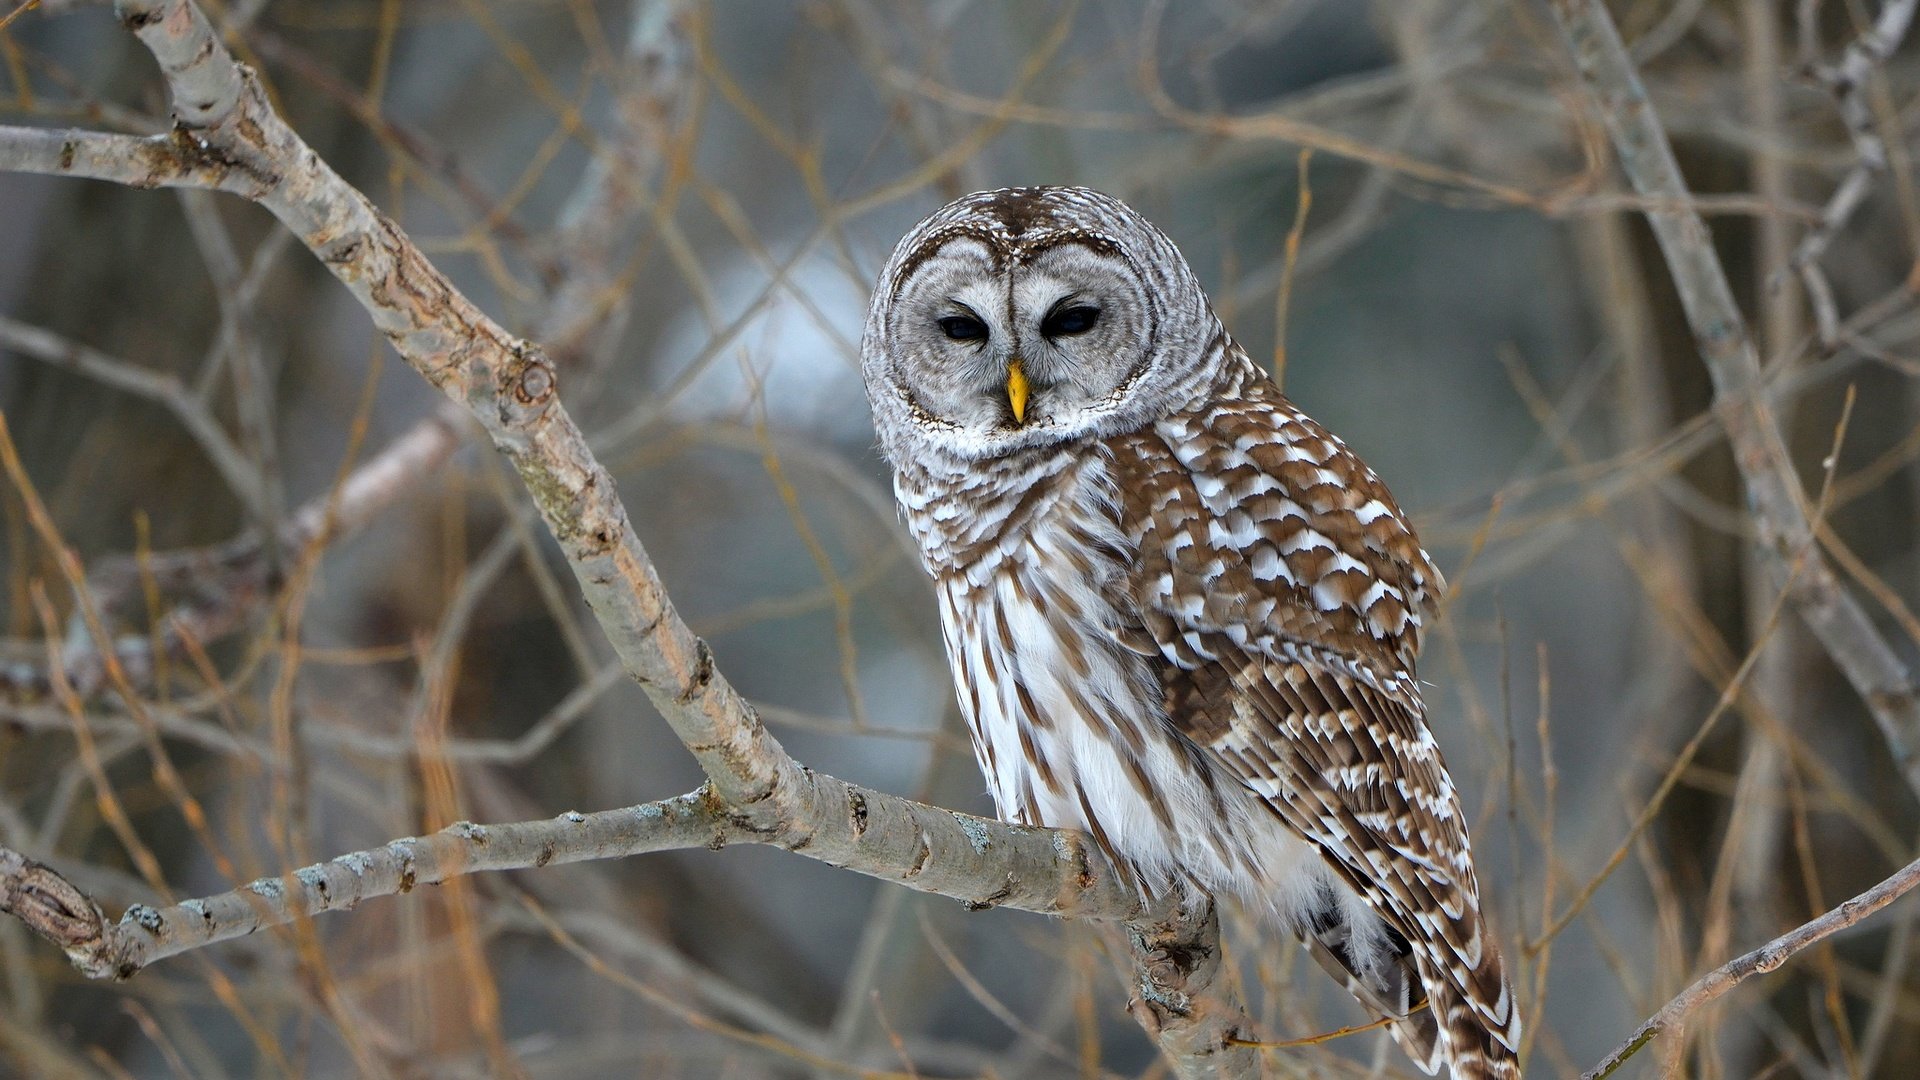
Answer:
0, 406, 461, 702
1583, 853, 1920, 1078
1548, 0, 1920, 799
1789, 0, 1919, 345
0, 778, 1160, 980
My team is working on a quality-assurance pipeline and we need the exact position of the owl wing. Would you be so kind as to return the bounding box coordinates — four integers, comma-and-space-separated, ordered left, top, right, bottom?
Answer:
1104, 367, 1518, 1068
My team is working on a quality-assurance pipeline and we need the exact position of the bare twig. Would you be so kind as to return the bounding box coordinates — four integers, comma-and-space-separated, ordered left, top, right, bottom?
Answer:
1549, 0, 1920, 798
1789, 0, 1919, 346
175, 187, 287, 568
0, 314, 263, 521
1582, 853, 1920, 1078
0, 408, 461, 701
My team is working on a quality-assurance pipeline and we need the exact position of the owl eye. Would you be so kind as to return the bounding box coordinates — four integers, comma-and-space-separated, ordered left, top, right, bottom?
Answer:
1041, 305, 1100, 337
938, 315, 988, 341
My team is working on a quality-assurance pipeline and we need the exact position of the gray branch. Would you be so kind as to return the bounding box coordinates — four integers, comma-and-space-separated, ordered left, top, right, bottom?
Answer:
1583, 853, 1920, 1078
0, 777, 1157, 979
1790, 0, 1919, 345
1549, 0, 1920, 799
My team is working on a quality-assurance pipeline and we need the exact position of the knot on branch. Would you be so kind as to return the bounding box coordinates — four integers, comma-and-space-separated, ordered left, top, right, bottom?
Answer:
676, 637, 716, 704
119, 5, 163, 32
500, 343, 557, 427
1126, 900, 1228, 1029
0, 848, 119, 979
1132, 943, 1202, 1019
155, 65, 282, 197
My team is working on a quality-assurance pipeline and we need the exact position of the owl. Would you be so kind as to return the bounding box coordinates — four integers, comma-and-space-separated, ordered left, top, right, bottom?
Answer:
860, 187, 1519, 1078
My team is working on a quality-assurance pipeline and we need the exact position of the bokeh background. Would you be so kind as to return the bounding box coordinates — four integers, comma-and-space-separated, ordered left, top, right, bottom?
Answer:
3, 1, 1919, 1076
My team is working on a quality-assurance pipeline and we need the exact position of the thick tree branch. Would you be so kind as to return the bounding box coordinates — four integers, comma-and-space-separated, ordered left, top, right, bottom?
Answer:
1549, 0, 1920, 798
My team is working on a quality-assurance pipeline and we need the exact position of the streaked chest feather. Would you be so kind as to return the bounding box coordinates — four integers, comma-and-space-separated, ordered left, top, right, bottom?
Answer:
910, 449, 1313, 895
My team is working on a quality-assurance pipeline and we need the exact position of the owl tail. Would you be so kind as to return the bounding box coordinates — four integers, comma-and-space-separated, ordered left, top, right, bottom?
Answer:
1424, 977, 1523, 1079
1299, 900, 1444, 1074
1298, 894, 1521, 1079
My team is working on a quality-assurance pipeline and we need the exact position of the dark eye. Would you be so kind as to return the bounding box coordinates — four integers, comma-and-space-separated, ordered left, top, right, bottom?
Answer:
1041, 305, 1100, 337
938, 315, 987, 341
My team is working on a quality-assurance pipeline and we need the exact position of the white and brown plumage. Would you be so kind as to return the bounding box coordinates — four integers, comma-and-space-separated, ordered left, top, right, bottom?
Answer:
861, 186, 1519, 1078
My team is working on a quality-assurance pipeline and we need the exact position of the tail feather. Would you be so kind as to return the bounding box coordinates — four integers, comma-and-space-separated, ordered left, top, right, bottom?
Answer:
1424, 974, 1521, 1080
1297, 888, 1520, 1079
1301, 921, 1445, 1075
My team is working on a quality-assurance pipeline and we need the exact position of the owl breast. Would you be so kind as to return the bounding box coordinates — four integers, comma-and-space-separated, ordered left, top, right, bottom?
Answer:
904, 445, 1315, 900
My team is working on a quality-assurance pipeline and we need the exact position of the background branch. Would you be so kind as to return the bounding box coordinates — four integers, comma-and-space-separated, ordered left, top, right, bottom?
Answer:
1550, 0, 1920, 798
0, 407, 461, 701
1584, 853, 1920, 1078
1790, 0, 1919, 345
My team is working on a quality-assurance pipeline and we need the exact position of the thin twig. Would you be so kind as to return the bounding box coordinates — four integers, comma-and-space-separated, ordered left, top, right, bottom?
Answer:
0, 409, 462, 702
0, 314, 263, 521
1788, 0, 1920, 346
1582, 853, 1920, 1078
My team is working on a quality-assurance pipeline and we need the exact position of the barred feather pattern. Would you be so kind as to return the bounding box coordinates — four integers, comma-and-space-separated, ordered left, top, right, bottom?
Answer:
866, 186, 1519, 1078
1109, 350, 1520, 1078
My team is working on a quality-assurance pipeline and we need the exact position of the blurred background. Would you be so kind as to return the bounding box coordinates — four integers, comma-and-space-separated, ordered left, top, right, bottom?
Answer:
3, 0, 1919, 1076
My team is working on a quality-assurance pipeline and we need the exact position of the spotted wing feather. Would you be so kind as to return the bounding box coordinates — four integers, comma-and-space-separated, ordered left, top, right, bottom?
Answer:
1106, 353, 1519, 1078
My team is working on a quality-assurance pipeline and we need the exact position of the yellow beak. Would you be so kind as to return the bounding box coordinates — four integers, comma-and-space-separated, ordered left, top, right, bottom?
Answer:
1006, 359, 1030, 425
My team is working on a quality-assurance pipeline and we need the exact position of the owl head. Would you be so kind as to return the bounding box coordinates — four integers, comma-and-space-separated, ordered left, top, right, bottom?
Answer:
862, 187, 1223, 463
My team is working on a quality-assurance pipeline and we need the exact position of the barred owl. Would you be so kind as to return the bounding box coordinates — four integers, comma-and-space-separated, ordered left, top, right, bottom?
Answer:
860, 187, 1519, 1079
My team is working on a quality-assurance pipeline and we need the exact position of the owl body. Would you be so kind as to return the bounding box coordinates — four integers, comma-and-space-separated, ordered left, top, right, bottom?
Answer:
864, 187, 1519, 1079
900, 429, 1323, 903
